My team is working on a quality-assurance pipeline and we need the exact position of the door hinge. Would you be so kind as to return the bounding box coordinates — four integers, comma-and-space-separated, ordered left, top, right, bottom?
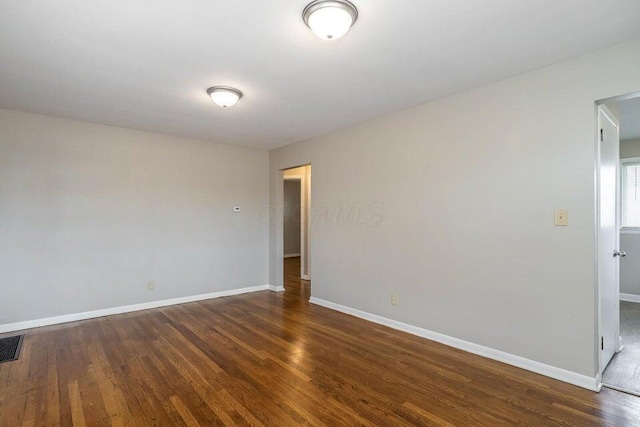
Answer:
600, 129, 604, 143
601, 336, 604, 350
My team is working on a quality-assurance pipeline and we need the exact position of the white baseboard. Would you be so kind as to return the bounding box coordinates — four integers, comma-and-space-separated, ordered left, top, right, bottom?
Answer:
620, 293, 640, 303
0, 285, 276, 334
284, 253, 301, 258
268, 285, 285, 292
309, 297, 601, 392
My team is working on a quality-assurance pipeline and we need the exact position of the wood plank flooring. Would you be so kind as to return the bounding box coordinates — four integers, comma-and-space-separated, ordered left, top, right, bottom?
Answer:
1, 257, 640, 425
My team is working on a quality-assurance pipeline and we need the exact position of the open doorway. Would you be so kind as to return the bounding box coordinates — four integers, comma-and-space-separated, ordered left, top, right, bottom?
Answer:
599, 94, 640, 395
282, 165, 311, 299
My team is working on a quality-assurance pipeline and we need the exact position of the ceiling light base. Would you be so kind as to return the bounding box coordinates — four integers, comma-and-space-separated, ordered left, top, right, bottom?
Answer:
303, 0, 358, 40
207, 86, 243, 108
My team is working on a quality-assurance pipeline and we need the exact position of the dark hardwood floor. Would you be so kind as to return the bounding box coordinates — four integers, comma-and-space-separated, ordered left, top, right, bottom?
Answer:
1, 257, 640, 425
283, 255, 310, 302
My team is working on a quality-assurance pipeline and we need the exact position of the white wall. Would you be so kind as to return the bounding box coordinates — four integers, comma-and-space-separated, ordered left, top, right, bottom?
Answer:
269, 39, 640, 381
620, 137, 640, 296
0, 109, 269, 325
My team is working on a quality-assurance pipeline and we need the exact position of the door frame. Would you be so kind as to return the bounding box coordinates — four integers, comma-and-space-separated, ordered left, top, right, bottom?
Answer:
279, 164, 312, 289
595, 103, 621, 379
595, 91, 640, 385
283, 174, 305, 278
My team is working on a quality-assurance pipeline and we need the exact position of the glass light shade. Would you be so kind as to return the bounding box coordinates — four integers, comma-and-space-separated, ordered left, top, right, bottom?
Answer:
308, 6, 353, 40
207, 87, 243, 108
303, 1, 358, 41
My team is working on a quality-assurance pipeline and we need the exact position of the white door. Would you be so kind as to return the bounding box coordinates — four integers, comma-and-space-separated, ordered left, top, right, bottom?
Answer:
598, 105, 620, 373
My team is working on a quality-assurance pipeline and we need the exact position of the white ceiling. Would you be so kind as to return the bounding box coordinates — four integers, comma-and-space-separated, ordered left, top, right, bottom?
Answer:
1, 1, 640, 149
616, 97, 640, 141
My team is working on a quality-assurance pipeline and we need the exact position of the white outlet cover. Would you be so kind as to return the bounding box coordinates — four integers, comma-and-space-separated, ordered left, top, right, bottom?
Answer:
554, 209, 568, 226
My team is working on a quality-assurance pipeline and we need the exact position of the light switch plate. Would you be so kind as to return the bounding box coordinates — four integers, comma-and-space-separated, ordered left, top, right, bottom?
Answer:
554, 209, 568, 226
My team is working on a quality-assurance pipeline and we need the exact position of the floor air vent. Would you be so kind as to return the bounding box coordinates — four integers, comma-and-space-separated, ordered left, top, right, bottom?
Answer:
0, 335, 24, 363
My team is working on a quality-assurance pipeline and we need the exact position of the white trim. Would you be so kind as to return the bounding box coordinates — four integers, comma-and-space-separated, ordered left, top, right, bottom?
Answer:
304, 167, 312, 281
0, 285, 276, 334
596, 104, 621, 377
597, 91, 640, 106
310, 297, 601, 392
284, 253, 301, 258
620, 293, 640, 303
283, 171, 305, 282
279, 165, 312, 288
268, 285, 286, 292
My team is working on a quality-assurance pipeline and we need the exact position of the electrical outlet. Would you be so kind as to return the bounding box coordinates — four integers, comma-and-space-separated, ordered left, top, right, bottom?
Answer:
391, 294, 398, 306
147, 281, 155, 291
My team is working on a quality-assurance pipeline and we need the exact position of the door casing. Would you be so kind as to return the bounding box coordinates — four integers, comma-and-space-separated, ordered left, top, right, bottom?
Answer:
595, 103, 621, 379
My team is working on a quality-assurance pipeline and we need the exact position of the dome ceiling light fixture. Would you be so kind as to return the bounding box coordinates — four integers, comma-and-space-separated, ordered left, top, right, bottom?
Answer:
207, 86, 243, 108
303, 0, 358, 41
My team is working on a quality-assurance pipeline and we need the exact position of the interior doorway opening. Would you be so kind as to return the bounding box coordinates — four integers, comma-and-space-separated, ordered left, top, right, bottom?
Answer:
282, 165, 311, 299
598, 93, 640, 396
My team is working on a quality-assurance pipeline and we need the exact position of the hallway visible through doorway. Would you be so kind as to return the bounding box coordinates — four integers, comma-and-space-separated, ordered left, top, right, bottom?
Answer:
282, 165, 311, 296
604, 302, 640, 395
600, 94, 640, 396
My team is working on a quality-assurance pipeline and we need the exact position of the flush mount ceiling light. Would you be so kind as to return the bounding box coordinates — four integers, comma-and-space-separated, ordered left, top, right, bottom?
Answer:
303, 0, 358, 41
207, 86, 243, 108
